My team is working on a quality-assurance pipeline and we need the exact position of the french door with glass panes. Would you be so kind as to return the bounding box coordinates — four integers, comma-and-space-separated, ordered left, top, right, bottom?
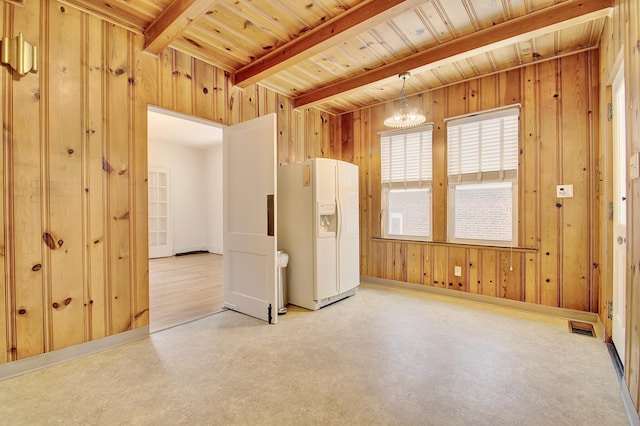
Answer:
148, 167, 172, 258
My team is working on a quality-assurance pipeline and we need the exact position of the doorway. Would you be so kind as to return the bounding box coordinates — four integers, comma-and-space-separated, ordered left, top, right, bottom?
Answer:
147, 106, 225, 332
611, 65, 627, 365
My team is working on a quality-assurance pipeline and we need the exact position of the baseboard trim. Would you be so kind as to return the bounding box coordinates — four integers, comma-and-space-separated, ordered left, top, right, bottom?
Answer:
595, 313, 607, 342
0, 327, 149, 381
621, 376, 640, 426
361, 276, 598, 323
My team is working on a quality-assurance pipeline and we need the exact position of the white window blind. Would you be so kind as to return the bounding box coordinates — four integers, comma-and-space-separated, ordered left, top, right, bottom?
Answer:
446, 107, 519, 247
447, 108, 519, 181
381, 126, 433, 188
380, 125, 433, 240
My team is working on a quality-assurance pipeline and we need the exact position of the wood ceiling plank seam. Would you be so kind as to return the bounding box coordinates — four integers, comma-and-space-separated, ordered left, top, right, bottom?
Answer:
438, 0, 481, 37
278, 68, 316, 88
171, 32, 247, 67
466, 56, 482, 76
413, 6, 445, 44
306, 0, 335, 17
331, 39, 383, 72
385, 19, 420, 54
169, 40, 244, 72
585, 19, 598, 47
507, 0, 527, 16
332, 37, 381, 68
466, 54, 491, 75
531, 36, 539, 59
359, 29, 402, 64
307, 53, 353, 81
229, 0, 300, 39
515, 42, 524, 65
385, 7, 440, 50
112, 0, 162, 21
270, 0, 316, 28
197, 10, 274, 53
183, 24, 259, 64
554, 30, 560, 55
501, 0, 514, 19
348, 90, 385, 106
595, 17, 607, 45
407, 74, 429, 94
222, 0, 293, 41
524, 0, 533, 13
461, 0, 482, 31
453, 62, 470, 80
430, 0, 461, 39
438, 63, 465, 85
518, 40, 534, 63
332, 0, 361, 13
486, 50, 499, 72
143, 0, 172, 15
268, 72, 313, 96
289, 63, 329, 85
430, 68, 448, 86
366, 19, 421, 58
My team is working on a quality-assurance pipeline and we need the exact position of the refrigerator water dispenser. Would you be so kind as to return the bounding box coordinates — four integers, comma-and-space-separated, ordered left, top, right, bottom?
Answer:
317, 201, 336, 237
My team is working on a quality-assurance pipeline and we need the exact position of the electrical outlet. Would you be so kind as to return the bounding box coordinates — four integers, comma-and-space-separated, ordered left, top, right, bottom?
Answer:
454, 265, 462, 277
556, 184, 573, 198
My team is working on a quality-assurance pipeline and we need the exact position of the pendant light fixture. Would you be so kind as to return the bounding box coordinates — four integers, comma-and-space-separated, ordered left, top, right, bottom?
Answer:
383, 72, 426, 128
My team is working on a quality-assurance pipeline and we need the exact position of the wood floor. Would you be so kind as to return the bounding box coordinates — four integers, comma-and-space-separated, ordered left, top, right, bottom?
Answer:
149, 253, 224, 332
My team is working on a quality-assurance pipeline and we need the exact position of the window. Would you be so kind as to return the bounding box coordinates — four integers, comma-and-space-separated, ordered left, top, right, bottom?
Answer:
446, 107, 519, 246
380, 125, 433, 240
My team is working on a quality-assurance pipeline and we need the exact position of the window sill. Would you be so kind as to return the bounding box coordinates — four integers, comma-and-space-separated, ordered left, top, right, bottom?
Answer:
371, 237, 538, 253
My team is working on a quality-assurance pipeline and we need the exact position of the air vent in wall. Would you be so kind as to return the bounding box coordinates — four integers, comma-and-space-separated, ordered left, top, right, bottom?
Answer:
568, 320, 595, 338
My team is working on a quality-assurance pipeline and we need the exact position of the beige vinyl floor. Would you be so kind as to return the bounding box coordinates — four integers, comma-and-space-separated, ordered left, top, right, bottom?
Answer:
0, 281, 629, 425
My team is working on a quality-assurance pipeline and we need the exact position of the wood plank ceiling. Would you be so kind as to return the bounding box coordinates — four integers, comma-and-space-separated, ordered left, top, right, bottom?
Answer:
61, 0, 611, 115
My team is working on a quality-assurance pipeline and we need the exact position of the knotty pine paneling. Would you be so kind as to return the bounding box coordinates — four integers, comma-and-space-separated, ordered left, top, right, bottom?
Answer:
48, 2, 85, 349
5, 0, 46, 360
599, 0, 640, 412
337, 52, 600, 313
0, 0, 319, 364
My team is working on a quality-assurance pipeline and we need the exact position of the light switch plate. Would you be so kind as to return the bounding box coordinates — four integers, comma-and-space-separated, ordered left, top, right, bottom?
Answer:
557, 184, 573, 198
454, 265, 462, 277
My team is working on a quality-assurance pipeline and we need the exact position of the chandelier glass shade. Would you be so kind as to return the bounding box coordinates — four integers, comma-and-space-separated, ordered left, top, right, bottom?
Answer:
383, 72, 426, 128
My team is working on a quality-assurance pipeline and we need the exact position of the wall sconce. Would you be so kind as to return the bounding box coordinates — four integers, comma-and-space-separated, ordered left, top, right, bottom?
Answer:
1, 32, 38, 75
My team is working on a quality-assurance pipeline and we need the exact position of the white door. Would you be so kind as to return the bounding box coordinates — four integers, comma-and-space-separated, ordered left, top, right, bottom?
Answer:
612, 66, 627, 363
337, 161, 360, 293
223, 114, 278, 323
148, 167, 172, 258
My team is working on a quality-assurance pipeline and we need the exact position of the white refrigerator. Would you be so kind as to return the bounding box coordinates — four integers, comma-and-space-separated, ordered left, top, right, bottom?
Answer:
278, 158, 360, 310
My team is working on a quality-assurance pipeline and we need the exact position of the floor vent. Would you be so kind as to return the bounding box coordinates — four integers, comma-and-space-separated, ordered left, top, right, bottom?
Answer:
568, 321, 595, 337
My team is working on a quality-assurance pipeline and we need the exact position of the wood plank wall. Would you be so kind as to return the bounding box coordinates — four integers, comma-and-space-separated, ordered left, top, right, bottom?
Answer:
331, 52, 600, 313
0, 0, 325, 364
600, 0, 640, 413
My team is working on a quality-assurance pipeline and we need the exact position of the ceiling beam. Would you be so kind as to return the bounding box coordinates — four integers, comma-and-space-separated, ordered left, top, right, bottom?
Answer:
233, 0, 427, 89
144, 0, 216, 54
294, 0, 612, 109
